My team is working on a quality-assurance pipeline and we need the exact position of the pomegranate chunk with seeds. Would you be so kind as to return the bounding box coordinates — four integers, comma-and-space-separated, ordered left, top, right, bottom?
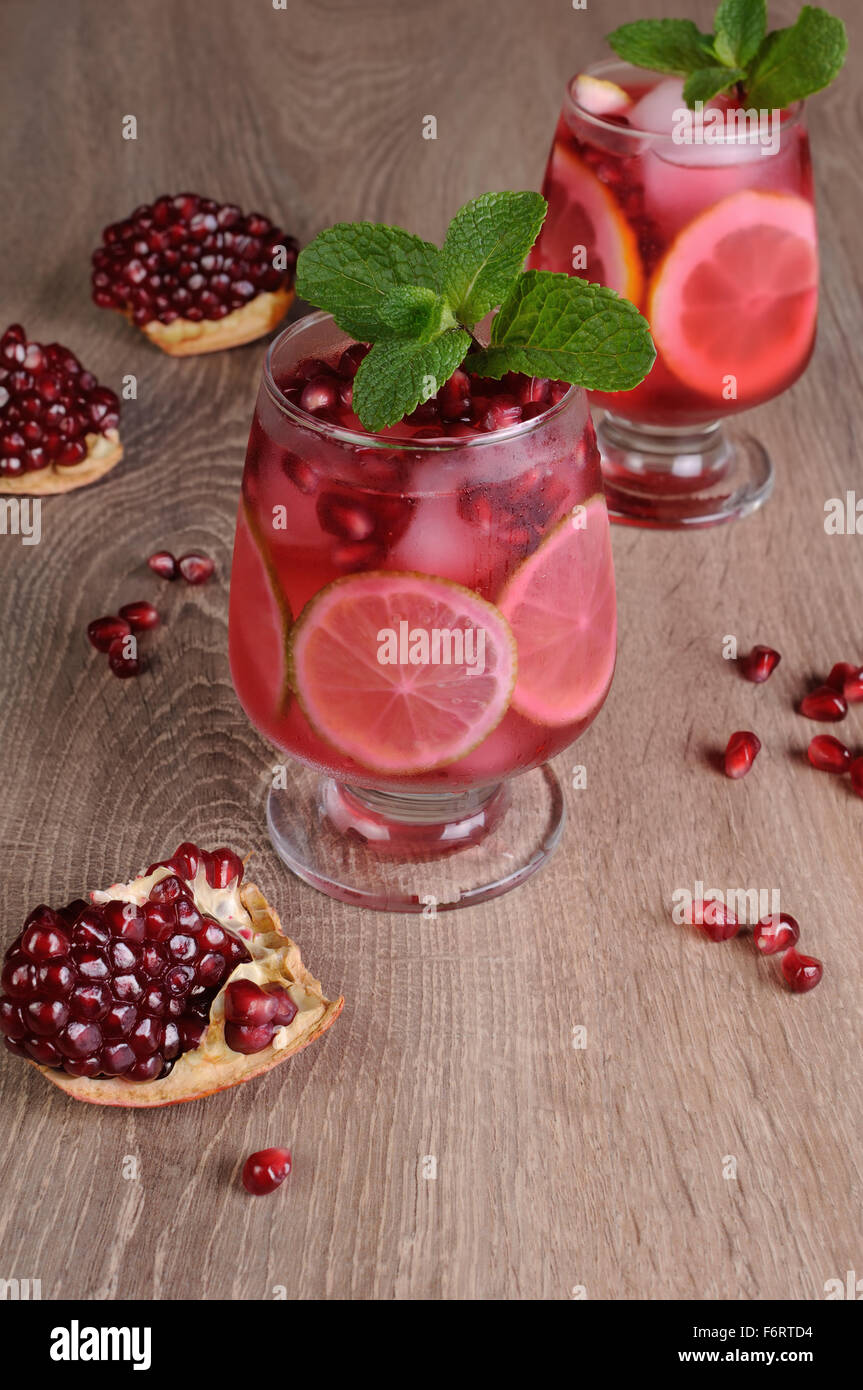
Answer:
0, 845, 342, 1106
754, 913, 800, 956
780, 948, 823, 993
739, 645, 781, 683
1, 326, 122, 494
242, 1147, 292, 1196
723, 730, 761, 779
91, 195, 298, 355
807, 735, 851, 774
799, 686, 847, 721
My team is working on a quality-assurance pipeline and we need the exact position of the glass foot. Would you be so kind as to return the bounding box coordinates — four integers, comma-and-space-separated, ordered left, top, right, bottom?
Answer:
266, 764, 565, 912
597, 413, 774, 528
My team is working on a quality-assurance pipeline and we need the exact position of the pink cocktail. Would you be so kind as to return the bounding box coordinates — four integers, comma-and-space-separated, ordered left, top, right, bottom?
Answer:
229, 312, 616, 910
530, 60, 819, 526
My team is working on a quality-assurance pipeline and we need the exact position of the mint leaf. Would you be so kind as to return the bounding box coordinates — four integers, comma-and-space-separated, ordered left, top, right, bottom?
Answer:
607, 19, 714, 76
378, 285, 454, 340
683, 65, 746, 107
467, 271, 655, 394
295, 223, 440, 341
439, 191, 547, 326
746, 6, 847, 108
352, 331, 471, 432
713, 0, 767, 69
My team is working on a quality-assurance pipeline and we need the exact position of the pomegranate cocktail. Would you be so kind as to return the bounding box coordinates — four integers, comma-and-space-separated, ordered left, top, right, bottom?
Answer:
529, 0, 847, 525
229, 190, 655, 909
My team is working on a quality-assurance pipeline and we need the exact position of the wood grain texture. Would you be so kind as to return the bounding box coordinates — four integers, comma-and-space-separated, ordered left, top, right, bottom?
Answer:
0, 0, 861, 1301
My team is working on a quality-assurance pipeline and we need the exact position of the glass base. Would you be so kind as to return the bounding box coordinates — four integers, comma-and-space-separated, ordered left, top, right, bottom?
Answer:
597, 413, 774, 529
266, 764, 565, 913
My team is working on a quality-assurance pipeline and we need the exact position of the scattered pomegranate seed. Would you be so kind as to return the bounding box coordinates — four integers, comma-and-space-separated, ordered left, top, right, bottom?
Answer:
780, 947, 823, 993
723, 730, 761, 779
683, 898, 739, 942
850, 758, 863, 798
107, 636, 141, 679
826, 662, 863, 702
178, 552, 214, 585
753, 913, 800, 955
799, 686, 847, 721
118, 600, 160, 631
807, 735, 851, 774
147, 551, 179, 580
739, 645, 781, 683
91, 196, 298, 328
87, 615, 132, 652
242, 1147, 292, 1196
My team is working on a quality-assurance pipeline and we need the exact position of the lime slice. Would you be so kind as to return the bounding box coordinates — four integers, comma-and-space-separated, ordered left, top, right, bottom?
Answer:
498, 495, 616, 726
229, 502, 292, 715
649, 191, 818, 402
288, 571, 517, 774
574, 73, 632, 117
531, 140, 645, 305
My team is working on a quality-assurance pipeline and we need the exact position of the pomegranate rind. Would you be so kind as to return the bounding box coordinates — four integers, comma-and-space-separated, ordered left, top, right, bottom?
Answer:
0, 432, 122, 496
31, 881, 343, 1108
140, 289, 294, 356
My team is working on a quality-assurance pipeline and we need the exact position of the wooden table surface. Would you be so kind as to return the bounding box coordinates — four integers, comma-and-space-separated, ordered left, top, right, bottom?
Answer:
1, 0, 860, 1302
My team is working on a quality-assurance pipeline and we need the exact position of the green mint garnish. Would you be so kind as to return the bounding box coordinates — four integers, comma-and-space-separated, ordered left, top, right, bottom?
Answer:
607, 1, 847, 111
296, 193, 655, 431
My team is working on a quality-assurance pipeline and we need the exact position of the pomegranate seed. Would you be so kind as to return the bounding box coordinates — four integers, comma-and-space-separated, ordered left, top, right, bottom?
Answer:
723, 730, 761, 779
170, 842, 201, 880
683, 899, 739, 942
849, 758, 863, 798
224, 1021, 274, 1054
300, 376, 340, 414
87, 615, 131, 652
338, 343, 370, 378
807, 735, 851, 774
203, 847, 244, 889
147, 550, 179, 580
242, 1147, 292, 1195
753, 913, 800, 955
282, 452, 317, 494
799, 686, 847, 721
438, 369, 471, 421
118, 600, 160, 631
178, 552, 214, 584
826, 662, 863, 702
739, 645, 781, 683
148, 874, 184, 904
781, 947, 823, 993
107, 636, 141, 678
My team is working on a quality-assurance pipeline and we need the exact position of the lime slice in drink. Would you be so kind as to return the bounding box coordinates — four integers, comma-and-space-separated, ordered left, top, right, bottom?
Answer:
649, 190, 818, 402
498, 495, 616, 726
288, 571, 517, 774
229, 502, 292, 714
531, 141, 644, 305
574, 73, 632, 117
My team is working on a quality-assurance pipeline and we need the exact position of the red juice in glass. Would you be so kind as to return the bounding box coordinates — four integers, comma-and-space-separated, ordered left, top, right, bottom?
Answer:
530, 61, 819, 526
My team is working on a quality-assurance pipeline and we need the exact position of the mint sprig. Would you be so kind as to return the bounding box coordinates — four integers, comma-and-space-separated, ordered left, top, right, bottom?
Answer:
295, 192, 655, 431
608, 1, 847, 111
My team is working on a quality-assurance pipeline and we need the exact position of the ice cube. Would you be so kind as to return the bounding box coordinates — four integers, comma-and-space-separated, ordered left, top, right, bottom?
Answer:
629, 78, 687, 135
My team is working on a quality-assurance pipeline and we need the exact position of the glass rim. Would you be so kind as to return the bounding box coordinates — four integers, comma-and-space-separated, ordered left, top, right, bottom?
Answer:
564, 57, 805, 143
262, 309, 579, 453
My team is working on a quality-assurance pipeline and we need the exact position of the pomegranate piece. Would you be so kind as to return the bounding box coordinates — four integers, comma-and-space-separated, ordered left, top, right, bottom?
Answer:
0, 326, 123, 495
147, 551, 179, 580
850, 758, 863, 798
0, 844, 343, 1106
826, 662, 863, 702
108, 636, 141, 679
753, 913, 800, 955
87, 615, 131, 652
91, 195, 298, 355
780, 947, 823, 993
242, 1147, 292, 1196
807, 735, 851, 774
178, 551, 214, 584
799, 686, 847, 721
723, 730, 761, 779
118, 600, 160, 631
683, 899, 739, 942
739, 645, 781, 683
